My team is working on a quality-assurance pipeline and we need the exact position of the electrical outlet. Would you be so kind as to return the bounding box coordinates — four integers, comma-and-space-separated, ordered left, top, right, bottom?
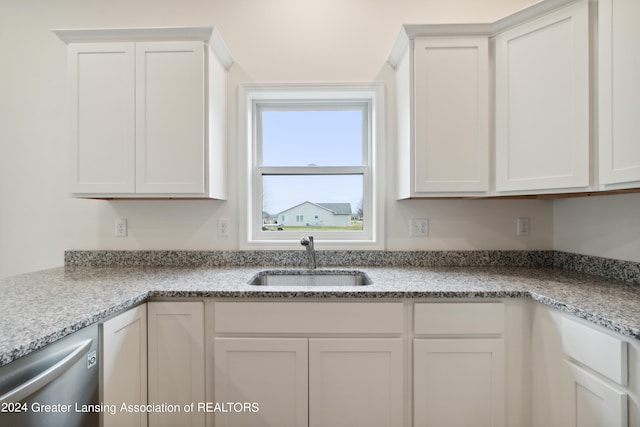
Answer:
115, 218, 127, 237
410, 219, 429, 237
217, 218, 229, 237
517, 217, 530, 236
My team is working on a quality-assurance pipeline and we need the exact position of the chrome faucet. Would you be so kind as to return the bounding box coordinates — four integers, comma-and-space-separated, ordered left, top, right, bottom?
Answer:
300, 236, 317, 269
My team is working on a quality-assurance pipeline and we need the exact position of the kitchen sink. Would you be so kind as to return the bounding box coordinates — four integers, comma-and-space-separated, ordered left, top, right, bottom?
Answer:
248, 269, 372, 286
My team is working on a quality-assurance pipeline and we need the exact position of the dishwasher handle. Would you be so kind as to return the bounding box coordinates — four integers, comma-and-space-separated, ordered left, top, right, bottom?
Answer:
0, 338, 93, 404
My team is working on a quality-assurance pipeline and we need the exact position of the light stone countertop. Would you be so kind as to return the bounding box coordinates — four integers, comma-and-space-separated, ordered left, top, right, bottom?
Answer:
2, 263, 640, 367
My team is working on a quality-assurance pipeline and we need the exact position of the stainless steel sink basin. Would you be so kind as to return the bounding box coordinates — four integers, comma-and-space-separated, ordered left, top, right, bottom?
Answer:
248, 270, 372, 286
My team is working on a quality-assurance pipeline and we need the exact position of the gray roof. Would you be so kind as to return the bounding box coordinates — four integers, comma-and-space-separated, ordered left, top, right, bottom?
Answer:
316, 203, 352, 215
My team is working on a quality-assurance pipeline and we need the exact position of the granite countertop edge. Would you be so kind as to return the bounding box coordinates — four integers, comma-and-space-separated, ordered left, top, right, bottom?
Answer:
2, 263, 640, 367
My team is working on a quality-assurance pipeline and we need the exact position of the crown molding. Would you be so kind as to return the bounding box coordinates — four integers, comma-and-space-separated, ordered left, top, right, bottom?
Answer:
52, 26, 234, 70
388, 0, 583, 67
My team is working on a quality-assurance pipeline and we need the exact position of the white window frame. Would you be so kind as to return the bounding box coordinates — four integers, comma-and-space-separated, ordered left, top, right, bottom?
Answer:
238, 83, 385, 250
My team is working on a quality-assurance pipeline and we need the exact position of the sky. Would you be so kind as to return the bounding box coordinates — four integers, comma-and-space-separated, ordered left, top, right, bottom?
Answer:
260, 108, 365, 216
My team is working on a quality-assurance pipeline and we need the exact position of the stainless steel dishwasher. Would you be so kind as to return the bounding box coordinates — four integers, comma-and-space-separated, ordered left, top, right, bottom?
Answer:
0, 324, 99, 427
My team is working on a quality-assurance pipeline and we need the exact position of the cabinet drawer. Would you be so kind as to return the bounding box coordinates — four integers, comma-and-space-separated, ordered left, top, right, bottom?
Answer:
414, 302, 504, 335
562, 317, 628, 385
214, 302, 404, 335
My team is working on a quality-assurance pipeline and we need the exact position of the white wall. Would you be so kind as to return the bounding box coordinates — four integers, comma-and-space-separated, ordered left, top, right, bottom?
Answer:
554, 193, 640, 263
1, 0, 565, 278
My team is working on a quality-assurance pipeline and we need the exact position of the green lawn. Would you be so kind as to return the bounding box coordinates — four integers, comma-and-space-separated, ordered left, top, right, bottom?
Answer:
263, 222, 363, 232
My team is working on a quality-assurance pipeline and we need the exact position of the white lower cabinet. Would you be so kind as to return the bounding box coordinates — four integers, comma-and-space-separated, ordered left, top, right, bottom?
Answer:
413, 339, 505, 427
148, 301, 205, 427
214, 337, 403, 427
562, 316, 629, 427
213, 301, 405, 427
102, 298, 640, 427
413, 302, 507, 427
532, 303, 635, 427
101, 304, 148, 427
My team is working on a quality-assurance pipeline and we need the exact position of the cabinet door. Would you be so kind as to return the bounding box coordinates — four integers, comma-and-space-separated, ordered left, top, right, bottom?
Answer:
565, 362, 628, 427
68, 42, 135, 194
101, 304, 147, 427
495, 0, 589, 192
135, 41, 206, 194
214, 338, 308, 427
308, 338, 404, 427
148, 301, 205, 427
414, 339, 505, 427
413, 36, 489, 193
598, 0, 640, 186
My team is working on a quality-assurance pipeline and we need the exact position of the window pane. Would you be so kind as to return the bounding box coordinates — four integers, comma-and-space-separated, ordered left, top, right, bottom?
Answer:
262, 175, 363, 231
261, 108, 364, 166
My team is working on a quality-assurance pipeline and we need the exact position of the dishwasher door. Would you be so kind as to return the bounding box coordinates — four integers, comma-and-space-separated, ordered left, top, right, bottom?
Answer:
0, 324, 99, 427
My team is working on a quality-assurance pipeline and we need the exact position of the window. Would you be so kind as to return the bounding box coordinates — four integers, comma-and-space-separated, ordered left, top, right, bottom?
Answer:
240, 84, 384, 249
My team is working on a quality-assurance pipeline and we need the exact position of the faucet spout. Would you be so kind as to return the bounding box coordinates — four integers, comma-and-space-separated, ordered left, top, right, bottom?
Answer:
300, 236, 317, 269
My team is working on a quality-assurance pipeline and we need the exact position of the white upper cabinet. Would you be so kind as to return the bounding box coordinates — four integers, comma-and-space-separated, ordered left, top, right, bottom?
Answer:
598, 0, 640, 188
494, 0, 590, 193
391, 28, 490, 198
390, 0, 594, 198
55, 27, 233, 199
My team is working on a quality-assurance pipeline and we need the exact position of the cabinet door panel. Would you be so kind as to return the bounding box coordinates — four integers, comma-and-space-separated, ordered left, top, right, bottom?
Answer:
101, 304, 147, 427
566, 362, 628, 427
413, 37, 489, 193
414, 339, 505, 427
214, 338, 308, 427
69, 43, 135, 193
599, 0, 640, 186
309, 339, 403, 427
136, 41, 205, 194
148, 302, 205, 427
495, 1, 589, 192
